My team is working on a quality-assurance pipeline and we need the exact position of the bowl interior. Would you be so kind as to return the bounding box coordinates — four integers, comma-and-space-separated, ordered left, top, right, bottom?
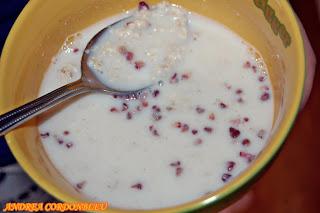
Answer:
0, 0, 304, 212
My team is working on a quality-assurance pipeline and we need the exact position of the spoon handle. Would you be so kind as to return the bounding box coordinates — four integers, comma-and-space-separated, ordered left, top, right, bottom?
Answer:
0, 80, 91, 136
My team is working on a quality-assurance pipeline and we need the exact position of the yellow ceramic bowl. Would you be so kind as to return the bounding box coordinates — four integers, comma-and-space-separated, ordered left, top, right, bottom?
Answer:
0, 0, 305, 212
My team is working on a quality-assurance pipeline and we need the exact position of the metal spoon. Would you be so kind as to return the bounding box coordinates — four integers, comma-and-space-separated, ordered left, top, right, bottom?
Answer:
0, 17, 148, 136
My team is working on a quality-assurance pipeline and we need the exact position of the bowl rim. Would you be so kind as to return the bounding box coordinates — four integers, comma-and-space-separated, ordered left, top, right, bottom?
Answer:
0, 0, 306, 212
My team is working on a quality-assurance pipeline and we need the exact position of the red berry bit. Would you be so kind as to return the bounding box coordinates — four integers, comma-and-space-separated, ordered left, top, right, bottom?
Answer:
57, 138, 64, 145
239, 151, 256, 163
152, 90, 160, 98
131, 183, 143, 190
127, 112, 133, 120
221, 173, 232, 182
194, 138, 203, 145
138, 1, 150, 10
63, 131, 70, 136
66, 142, 73, 149
181, 124, 189, 132
151, 105, 162, 121
169, 161, 183, 177
219, 102, 228, 109
40, 132, 50, 139
181, 72, 191, 80
252, 66, 257, 73
170, 161, 181, 167
209, 113, 215, 121
237, 98, 244, 103
173, 122, 190, 133
226, 161, 236, 172
196, 106, 205, 114
110, 107, 119, 112
170, 73, 179, 84
257, 129, 266, 139
118, 46, 137, 63
122, 103, 129, 111
235, 88, 244, 103
73, 48, 79, 53
236, 89, 243, 95
191, 129, 198, 135
134, 61, 145, 70
258, 76, 265, 82
174, 121, 182, 128
149, 125, 159, 136
126, 51, 134, 61
243, 61, 251, 68
243, 117, 249, 122
149, 125, 154, 131
229, 127, 241, 138
142, 101, 149, 108
260, 92, 270, 101
75, 181, 86, 190
242, 138, 251, 146
203, 127, 213, 134
175, 167, 183, 177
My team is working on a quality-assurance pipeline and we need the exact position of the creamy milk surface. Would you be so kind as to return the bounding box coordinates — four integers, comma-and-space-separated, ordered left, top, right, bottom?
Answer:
39, 2, 274, 210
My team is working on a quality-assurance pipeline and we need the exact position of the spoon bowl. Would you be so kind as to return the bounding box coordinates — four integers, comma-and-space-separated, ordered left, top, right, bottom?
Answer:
0, 16, 148, 136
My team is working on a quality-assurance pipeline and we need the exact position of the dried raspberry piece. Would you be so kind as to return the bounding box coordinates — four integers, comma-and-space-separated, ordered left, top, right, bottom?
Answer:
242, 139, 251, 146
204, 127, 213, 133
127, 112, 133, 120
135, 61, 145, 70
40, 132, 50, 138
196, 106, 205, 114
219, 102, 228, 109
170, 161, 181, 167
226, 161, 236, 172
66, 142, 73, 148
260, 92, 270, 101
138, 1, 150, 10
221, 173, 232, 182
76, 181, 86, 190
176, 167, 183, 176
181, 124, 189, 132
240, 151, 256, 162
191, 129, 198, 135
209, 113, 215, 121
131, 183, 143, 190
229, 127, 240, 138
